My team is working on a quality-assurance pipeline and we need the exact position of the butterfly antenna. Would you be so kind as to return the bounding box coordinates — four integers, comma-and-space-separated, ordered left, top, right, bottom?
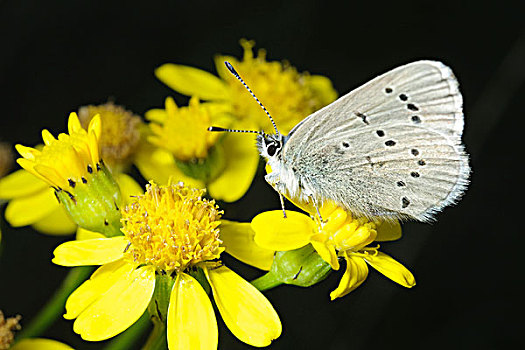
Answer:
207, 126, 268, 137
224, 61, 281, 136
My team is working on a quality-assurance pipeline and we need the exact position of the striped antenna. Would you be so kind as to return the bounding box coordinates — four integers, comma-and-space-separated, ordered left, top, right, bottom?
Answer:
207, 126, 268, 137
224, 61, 280, 136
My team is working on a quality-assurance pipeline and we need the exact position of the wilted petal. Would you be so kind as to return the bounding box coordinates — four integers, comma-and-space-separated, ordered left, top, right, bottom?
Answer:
205, 265, 281, 347
167, 272, 218, 350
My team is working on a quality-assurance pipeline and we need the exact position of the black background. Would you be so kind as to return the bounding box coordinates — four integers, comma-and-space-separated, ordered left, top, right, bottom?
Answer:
1, 0, 524, 349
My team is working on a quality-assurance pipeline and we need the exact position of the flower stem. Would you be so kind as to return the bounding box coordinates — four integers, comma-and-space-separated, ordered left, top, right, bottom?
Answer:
104, 311, 151, 350
17, 266, 93, 340
141, 318, 167, 350
251, 271, 283, 291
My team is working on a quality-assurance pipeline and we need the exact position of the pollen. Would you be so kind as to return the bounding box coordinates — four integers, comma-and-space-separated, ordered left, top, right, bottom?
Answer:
121, 182, 224, 274
78, 102, 141, 167
147, 97, 220, 162
223, 39, 336, 134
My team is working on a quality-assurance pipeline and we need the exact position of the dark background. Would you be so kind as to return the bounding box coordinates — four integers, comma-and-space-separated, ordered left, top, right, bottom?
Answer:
1, 0, 524, 349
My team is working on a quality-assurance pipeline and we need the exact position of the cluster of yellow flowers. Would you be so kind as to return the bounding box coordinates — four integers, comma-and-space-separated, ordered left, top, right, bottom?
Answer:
0, 40, 414, 350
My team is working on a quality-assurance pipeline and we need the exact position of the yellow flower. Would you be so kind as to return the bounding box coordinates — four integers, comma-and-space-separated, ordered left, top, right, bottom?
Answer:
247, 202, 415, 300
140, 40, 337, 202
0, 109, 144, 235
52, 182, 281, 349
155, 39, 338, 134
136, 96, 259, 202
77, 102, 142, 172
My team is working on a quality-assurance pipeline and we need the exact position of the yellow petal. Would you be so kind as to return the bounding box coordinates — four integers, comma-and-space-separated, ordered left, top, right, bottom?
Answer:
155, 64, 229, 101
310, 234, 339, 270
73, 264, 155, 341
4, 187, 58, 227
252, 210, 314, 251
204, 266, 281, 347
14, 144, 40, 160
64, 259, 131, 320
220, 220, 274, 271
375, 220, 402, 242
144, 108, 167, 123
115, 173, 143, 204
67, 112, 83, 133
41, 129, 56, 146
330, 255, 368, 300
52, 237, 127, 266
207, 133, 259, 202
364, 251, 416, 288
134, 145, 204, 188
76, 227, 106, 240
31, 206, 77, 235
0, 169, 48, 199
167, 272, 218, 350
11, 338, 73, 350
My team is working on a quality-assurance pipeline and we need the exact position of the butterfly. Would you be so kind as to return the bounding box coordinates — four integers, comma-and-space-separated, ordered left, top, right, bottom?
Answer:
210, 61, 470, 222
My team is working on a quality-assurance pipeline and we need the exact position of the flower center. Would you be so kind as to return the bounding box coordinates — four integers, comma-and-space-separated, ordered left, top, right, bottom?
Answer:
147, 97, 220, 162
78, 103, 141, 168
318, 207, 378, 254
224, 39, 334, 134
121, 182, 224, 274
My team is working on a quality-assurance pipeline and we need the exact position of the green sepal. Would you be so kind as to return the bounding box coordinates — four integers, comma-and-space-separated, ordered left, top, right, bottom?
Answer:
175, 144, 225, 183
252, 244, 332, 291
188, 266, 211, 295
56, 161, 122, 237
271, 244, 332, 287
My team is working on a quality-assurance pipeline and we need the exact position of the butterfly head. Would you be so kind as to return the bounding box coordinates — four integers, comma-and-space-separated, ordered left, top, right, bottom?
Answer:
256, 133, 284, 161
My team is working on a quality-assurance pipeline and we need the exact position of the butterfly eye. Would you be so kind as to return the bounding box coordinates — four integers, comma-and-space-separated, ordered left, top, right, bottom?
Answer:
267, 143, 278, 156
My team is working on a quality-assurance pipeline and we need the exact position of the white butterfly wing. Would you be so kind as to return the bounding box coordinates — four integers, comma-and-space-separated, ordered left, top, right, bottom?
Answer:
283, 61, 469, 221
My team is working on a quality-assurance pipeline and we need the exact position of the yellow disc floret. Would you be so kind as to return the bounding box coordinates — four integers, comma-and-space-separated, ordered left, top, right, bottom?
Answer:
121, 182, 224, 274
317, 206, 378, 254
147, 97, 220, 162
78, 102, 142, 168
219, 39, 337, 133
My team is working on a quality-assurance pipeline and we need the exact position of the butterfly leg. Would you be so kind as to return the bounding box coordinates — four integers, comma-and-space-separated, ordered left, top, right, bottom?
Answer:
279, 193, 287, 218
309, 195, 324, 223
